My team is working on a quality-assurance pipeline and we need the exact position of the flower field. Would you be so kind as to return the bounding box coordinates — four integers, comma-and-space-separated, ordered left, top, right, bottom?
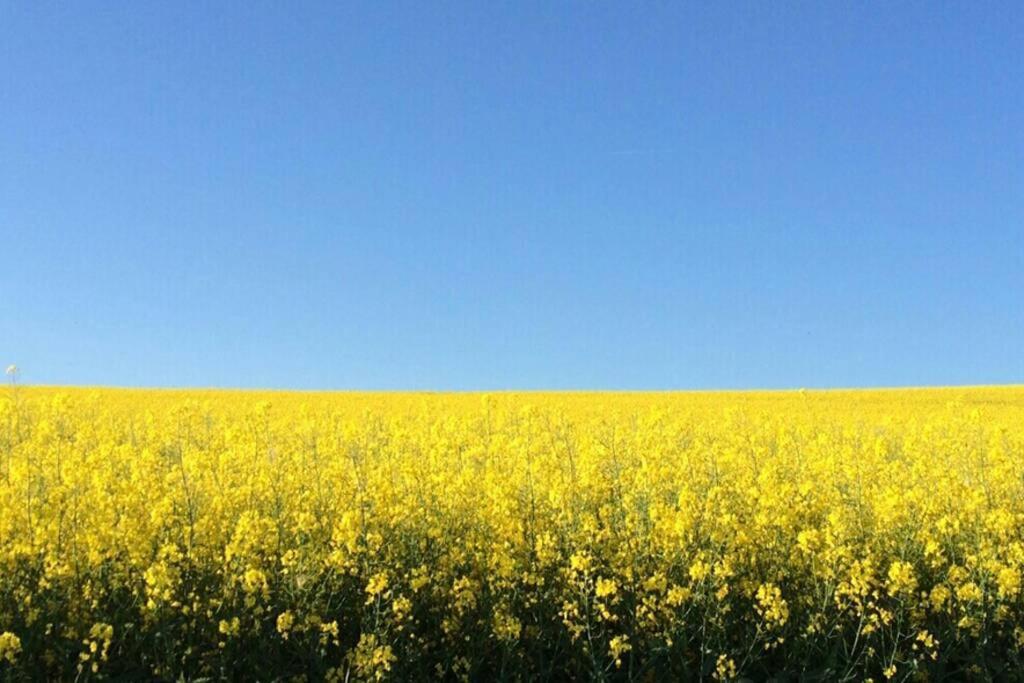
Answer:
2, 386, 1024, 680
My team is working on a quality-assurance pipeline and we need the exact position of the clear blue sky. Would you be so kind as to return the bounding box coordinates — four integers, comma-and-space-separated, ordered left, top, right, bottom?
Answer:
2, 2, 1021, 390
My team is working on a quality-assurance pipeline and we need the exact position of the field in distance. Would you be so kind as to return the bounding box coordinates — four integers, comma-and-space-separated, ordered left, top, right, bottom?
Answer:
2, 386, 1023, 680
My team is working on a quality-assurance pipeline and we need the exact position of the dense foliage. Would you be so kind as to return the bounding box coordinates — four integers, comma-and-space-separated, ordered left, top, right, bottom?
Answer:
2, 386, 1024, 680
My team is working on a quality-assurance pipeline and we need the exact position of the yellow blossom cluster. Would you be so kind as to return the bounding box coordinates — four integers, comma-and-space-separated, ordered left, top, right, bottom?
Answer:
1, 386, 1024, 679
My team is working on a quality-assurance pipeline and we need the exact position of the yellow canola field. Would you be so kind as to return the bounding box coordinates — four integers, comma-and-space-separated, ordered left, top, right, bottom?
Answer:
2, 386, 1024, 680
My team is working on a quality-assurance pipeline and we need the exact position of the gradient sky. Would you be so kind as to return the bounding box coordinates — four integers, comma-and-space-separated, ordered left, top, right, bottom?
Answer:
1, 2, 1022, 390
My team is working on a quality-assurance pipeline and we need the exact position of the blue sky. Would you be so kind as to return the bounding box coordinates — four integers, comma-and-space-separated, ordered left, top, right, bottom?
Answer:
1, 2, 1021, 390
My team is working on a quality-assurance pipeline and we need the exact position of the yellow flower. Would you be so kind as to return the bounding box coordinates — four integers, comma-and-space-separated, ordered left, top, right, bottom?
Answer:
997, 566, 1021, 600
886, 561, 917, 598
276, 611, 295, 639
755, 583, 789, 629
364, 571, 390, 605
714, 654, 737, 680
319, 620, 340, 647
0, 632, 21, 664
609, 635, 631, 668
595, 577, 619, 599
956, 581, 983, 604
689, 559, 710, 583
218, 617, 241, 637
351, 634, 395, 681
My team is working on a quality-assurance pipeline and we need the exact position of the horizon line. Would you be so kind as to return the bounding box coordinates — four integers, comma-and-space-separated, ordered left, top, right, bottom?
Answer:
9, 382, 1024, 395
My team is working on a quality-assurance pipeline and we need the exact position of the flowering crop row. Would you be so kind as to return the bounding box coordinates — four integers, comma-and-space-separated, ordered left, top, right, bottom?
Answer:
2, 387, 1024, 680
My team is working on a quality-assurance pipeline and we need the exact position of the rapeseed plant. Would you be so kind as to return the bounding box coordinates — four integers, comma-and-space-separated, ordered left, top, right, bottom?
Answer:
0, 386, 1022, 679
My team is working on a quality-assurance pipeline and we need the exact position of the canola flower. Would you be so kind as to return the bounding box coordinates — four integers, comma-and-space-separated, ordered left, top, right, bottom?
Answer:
1, 386, 1024, 680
